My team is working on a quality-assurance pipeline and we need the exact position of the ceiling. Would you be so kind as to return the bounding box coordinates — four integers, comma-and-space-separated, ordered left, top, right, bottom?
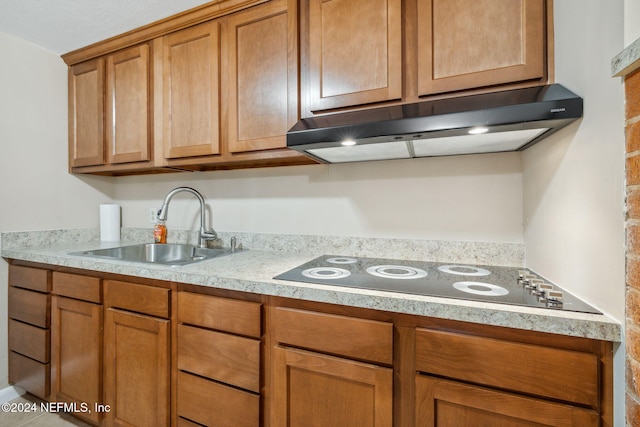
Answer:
0, 0, 212, 55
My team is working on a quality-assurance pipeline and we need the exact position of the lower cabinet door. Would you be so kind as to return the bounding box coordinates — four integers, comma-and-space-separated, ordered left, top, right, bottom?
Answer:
104, 308, 170, 427
415, 375, 598, 427
271, 346, 393, 427
51, 296, 102, 425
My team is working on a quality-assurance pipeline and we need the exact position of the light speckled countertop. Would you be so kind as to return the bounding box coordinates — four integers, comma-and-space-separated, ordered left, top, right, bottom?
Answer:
0, 229, 620, 342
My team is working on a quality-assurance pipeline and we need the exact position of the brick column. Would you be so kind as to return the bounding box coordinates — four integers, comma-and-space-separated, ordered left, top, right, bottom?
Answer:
626, 67, 640, 426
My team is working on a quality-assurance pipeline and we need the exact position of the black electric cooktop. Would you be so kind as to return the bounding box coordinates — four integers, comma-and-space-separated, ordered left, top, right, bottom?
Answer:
274, 255, 601, 314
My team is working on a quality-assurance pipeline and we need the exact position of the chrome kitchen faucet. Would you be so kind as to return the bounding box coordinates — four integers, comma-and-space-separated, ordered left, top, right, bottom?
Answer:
157, 187, 218, 248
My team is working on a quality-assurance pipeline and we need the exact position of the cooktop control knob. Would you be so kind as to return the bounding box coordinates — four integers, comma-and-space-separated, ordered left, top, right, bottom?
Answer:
522, 275, 539, 289
521, 274, 538, 288
530, 282, 553, 297
517, 270, 529, 285
540, 289, 564, 307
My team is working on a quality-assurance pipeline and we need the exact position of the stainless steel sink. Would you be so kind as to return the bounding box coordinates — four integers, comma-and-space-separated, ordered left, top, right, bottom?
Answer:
71, 243, 239, 266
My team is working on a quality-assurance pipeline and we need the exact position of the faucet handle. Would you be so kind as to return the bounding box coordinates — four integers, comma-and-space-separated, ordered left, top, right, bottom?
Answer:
201, 229, 218, 240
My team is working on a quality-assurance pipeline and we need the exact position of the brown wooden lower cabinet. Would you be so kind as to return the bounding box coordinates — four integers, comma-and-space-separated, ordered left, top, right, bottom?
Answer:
175, 291, 262, 426
271, 345, 393, 427
51, 296, 103, 426
8, 265, 51, 400
103, 308, 170, 427
6, 262, 614, 427
415, 375, 598, 427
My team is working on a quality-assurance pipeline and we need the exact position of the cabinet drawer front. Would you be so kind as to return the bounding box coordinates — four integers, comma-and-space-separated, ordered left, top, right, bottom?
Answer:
105, 280, 170, 318
178, 292, 261, 337
415, 375, 598, 427
178, 324, 260, 392
9, 351, 50, 400
273, 307, 393, 365
52, 272, 101, 303
9, 265, 50, 292
8, 287, 50, 328
415, 328, 598, 407
9, 319, 50, 363
177, 371, 259, 427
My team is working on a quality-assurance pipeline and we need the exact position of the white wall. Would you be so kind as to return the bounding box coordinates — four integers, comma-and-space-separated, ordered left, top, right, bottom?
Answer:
625, 0, 640, 45
0, 31, 114, 389
114, 153, 524, 243
524, 0, 625, 325
522, 1, 626, 421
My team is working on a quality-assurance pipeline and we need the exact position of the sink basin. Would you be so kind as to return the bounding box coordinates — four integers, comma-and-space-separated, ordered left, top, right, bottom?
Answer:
71, 243, 239, 266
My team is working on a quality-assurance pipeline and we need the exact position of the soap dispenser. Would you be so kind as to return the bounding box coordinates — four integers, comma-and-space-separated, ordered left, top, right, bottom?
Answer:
154, 219, 167, 244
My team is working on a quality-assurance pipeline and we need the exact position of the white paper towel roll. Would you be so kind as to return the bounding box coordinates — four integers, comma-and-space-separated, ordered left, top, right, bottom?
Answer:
100, 204, 121, 242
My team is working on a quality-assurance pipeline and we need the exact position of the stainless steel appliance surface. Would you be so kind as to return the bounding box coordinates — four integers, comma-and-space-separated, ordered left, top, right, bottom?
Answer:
274, 255, 600, 314
287, 84, 583, 163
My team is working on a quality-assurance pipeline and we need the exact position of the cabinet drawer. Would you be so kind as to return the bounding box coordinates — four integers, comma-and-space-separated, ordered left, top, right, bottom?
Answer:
415, 328, 599, 407
9, 319, 50, 363
177, 371, 259, 427
178, 292, 261, 338
52, 272, 101, 303
8, 287, 50, 328
9, 265, 50, 292
178, 324, 260, 392
273, 307, 393, 365
9, 351, 50, 400
415, 375, 598, 427
105, 280, 170, 318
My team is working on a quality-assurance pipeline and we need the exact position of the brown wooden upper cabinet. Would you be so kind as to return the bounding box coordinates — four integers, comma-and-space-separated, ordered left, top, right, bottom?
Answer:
106, 44, 152, 164
65, 0, 549, 174
417, 0, 546, 95
69, 43, 154, 172
68, 58, 105, 168
303, 0, 402, 113
300, 0, 549, 116
162, 22, 221, 160
225, 0, 298, 154
65, 0, 311, 175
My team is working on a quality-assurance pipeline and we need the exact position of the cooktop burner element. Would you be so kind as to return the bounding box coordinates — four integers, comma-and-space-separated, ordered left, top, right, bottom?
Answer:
366, 265, 428, 279
274, 255, 601, 314
302, 267, 351, 279
453, 281, 509, 296
326, 257, 359, 264
438, 264, 491, 276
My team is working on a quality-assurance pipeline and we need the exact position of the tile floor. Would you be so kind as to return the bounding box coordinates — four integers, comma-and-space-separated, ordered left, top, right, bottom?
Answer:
0, 394, 90, 427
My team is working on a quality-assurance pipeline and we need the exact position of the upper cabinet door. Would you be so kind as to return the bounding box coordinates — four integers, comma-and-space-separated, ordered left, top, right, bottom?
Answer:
162, 21, 221, 159
69, 58, 105, 167
225, 0, 298, 153
305, 0, 402, 113
418, 0, 546, 96
106, 44, 151, 164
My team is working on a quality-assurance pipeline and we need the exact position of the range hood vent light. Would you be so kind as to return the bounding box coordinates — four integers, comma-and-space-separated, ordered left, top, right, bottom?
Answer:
287, 84, 583, 164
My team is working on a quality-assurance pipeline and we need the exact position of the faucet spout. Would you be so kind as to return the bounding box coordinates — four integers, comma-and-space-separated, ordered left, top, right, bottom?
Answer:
157, 187, 217, 248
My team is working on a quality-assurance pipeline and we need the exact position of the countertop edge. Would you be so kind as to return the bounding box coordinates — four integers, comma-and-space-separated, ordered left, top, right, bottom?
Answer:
1, 244, 621, 343
612, 37, 640, 77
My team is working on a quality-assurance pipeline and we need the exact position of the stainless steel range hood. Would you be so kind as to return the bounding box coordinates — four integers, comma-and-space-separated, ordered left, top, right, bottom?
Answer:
287, 84, 583, 163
